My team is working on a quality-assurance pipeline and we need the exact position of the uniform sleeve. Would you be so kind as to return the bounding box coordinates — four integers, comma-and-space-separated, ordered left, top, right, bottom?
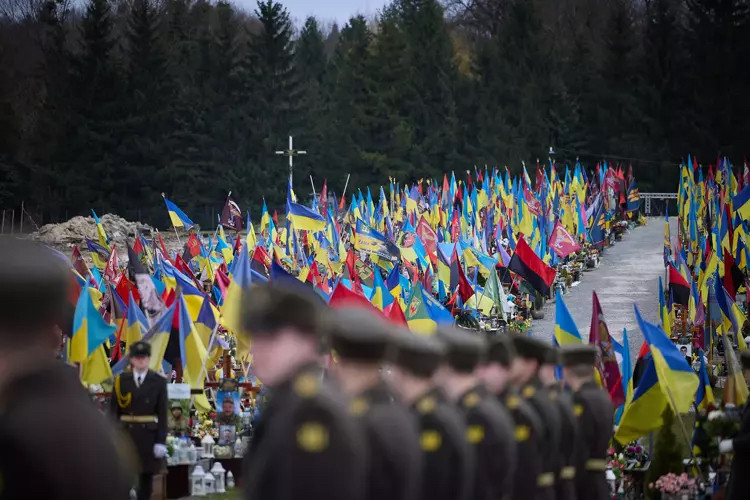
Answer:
285, 401, 366, 500
573, 395, 594, 490
156, 375, 168, 444
109, 375, 121, 418
484, 409, 516, 496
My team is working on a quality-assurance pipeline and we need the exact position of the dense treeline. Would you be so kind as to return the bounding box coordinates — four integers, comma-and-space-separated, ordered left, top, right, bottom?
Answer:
0, 0, 749, 228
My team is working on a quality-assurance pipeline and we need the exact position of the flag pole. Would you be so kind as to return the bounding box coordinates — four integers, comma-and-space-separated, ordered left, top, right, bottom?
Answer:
341, 173, 351, 202
196, 321, 221, 386
161, 192, 183, 247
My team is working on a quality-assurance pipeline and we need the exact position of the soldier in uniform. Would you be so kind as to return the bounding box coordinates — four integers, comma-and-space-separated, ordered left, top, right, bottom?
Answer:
478, 334, 544, 500
509, 334, 561, 500
240, 283, 366, 500
436, 326, 516, 500
559, 344, 613, 500
720, 350, 750, 500
110, 341, 168, 500
539, 345, 578, 500
389, 328, 473, 500
328, 307, 421, 500
0, 238, 130, 500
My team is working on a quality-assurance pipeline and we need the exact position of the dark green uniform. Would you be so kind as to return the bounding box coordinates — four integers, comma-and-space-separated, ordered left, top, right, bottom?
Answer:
351, 382, 421, 500
0, 238, 129, 500
521, 378, 561, 499
243, 362, 367, 500
0, 363, 130, 500
412, 388, 474, 500
329, 306, 422, 500
573, 380, 613, 499
549, 387, 578, 500
498, 387, 544, 500
458, 385, 516, 500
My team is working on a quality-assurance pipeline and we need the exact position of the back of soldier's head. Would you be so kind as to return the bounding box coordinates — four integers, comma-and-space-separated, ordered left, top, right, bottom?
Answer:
0, 237, 68, 349
241, 281, 326, 339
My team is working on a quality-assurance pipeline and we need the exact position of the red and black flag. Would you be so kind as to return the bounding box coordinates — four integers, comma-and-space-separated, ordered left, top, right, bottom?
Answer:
723, 251, 745, 301
507, 237, 557, 296
220, 195, 243, 231
667, 264, 690, 306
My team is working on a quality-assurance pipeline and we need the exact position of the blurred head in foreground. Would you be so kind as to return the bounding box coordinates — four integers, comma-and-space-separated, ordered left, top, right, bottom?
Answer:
560, 344, 597, 391
0, 237, 68, 388
241, 282, 326, 386
389, 329, 445, 404
477, 335, 515, 395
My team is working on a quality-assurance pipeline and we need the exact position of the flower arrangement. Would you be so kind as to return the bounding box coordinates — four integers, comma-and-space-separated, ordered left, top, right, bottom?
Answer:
623, 441, 649, 467
607, 453, 627, 483
705, 409, 741, 440
650, 472, 697, 495
195, 411, 218, 440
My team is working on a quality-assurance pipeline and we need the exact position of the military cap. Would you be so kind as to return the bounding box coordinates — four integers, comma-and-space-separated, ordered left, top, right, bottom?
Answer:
542, 343, 560, 365
559, 344, 597, 367
437, 326, 486, 373
486, 335, 515, 367
129, 341, 151, 357
0, 237, 68, 329
741, 350, 750, 371
171, 401, 183, 410
509, 335, 549, 363
392, 329, 445, 378
329, 307, 391, 362
241, 282, 325, 337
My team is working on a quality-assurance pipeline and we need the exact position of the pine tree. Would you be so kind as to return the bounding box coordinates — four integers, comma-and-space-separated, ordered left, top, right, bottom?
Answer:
644, 406, 685, 499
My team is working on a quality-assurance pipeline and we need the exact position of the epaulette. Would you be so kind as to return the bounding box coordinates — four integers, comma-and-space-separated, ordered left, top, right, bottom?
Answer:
293, 373, 320, 398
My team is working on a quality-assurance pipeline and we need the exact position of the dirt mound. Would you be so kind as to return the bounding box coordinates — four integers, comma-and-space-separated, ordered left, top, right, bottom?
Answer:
32, 214, 154, 248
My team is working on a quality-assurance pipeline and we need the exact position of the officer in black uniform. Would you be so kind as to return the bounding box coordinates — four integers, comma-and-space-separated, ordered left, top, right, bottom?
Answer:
559, 344, 613, 500
389, 328, 473, 500
0, 237, 130, 500
719, 350, 750, 500
436, 326, 516, 500
478, 334, 544, 500
110, 341, 168, 500
240, 283, 366, 500
328, 307, 421, 500
509, 334, 561, 500
540, 344, 578, 500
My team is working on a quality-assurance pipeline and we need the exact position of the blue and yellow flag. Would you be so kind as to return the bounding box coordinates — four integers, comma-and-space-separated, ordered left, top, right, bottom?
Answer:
554, 290, 583, 345
695, 349, 714, 411
635, 304, 698, 414
288, 202, 326, 232
164, 197, 195, 229
177, 293, 208, 389
70, 285, 116, 362
124, 292, 148, 351
91, 210, 110, 250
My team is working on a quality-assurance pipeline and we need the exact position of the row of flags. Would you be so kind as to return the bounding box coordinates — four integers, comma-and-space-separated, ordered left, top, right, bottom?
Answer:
67, 162, 642, 411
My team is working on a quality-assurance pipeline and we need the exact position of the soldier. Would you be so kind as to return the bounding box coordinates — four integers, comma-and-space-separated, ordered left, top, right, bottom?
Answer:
389, 329, 473, 500
436, 326, 516, 500
478, 334, 544, 500
509, 334, 561, 500
0, 238, 129, 500
559, 344, 613, 500
240, 283, 366, 500
539, 344, 578, 500
328, 307, 421, 500
110, 341, 168, 500
719, 350, 750, 500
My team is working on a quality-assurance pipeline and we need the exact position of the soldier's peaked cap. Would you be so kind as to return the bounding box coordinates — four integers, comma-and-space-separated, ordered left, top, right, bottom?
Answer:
392, 329, 445, 378
241, 281, 326, 337
329, 306, 391, 362
486, 335, 515, 367
509, 334, 549, 363
129, 341, 151, 357
436, 326, 486, 373
0, 237, 68, 328
559, 344, 597, 367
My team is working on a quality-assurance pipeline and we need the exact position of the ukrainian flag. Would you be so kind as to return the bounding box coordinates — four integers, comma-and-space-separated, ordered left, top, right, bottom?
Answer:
111, 302, 176, 376
177, 294, 208, 389
80, 345, 113, 385
658, 276, 672, 335
733, 183, 750, 221
370, 268, 394, 311
695, 349, 714, 411
91, 210, 110, 250
405, 284, 437, 335
70, 285, 116, 362
124, 292, 149, 351
221, 243, 256, 339
195, 295, 217, 348
635, 304, 698, 414
554, 290, 583, 345
164, 197, 195, 229
260, 199, 271, 235
288, 201, 326, 232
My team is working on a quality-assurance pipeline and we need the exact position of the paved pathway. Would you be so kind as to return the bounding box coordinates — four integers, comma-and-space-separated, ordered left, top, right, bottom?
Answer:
532, 218, 667, 362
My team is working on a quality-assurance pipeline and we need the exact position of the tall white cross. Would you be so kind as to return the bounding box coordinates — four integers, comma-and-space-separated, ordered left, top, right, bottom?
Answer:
275, 135, 306, 183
